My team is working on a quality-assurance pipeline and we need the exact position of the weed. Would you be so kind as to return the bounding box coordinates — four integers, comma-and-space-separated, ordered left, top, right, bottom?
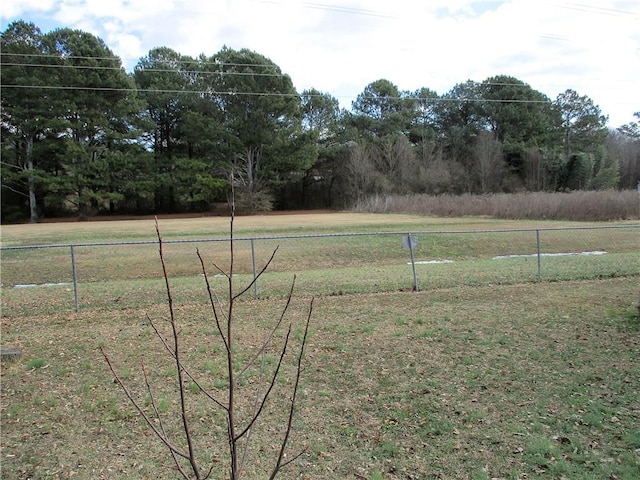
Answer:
623, 428, 640, 448
204, 361, 219, 376
372, 441, 400, 459
156, 398, 169, 414
524, 435, 557, 467
213, 378, 229, 390
25, 358, 46, 370
614, 451, 640, 479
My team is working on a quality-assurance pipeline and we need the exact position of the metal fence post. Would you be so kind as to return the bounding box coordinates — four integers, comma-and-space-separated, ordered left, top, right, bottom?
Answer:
250, 238, 258, 298
536, 229, 542, 281
70, 245, 79, 312
408, 233, 419, 292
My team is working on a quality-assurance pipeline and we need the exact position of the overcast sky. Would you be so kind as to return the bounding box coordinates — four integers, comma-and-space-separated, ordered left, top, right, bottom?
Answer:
2, 0, 638, 127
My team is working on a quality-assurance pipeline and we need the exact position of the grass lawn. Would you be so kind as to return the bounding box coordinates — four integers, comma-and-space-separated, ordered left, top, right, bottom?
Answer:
1, 213, 639, 479
1, 279, 639, 479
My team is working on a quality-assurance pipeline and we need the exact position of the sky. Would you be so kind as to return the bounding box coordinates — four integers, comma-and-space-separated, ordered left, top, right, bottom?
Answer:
2, 0, 639, 127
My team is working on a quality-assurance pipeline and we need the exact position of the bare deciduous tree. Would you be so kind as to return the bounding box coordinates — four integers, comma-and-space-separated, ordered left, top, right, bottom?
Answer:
345, 143, 386, 202
102, 181, 312, 479
473, 131, 505, 193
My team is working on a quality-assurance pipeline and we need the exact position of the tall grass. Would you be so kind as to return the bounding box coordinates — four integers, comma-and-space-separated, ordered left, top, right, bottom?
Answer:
354, 190, 640, 221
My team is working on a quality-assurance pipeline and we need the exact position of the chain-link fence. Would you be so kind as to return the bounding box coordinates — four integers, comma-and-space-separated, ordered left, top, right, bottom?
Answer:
1, 225, 638, 315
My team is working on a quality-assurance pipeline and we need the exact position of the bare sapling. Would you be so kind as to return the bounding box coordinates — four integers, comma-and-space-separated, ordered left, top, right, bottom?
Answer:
101, 186, 313, 479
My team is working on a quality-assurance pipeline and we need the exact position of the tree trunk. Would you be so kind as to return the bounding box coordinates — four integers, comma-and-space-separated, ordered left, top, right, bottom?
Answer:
25, 133, 39, 223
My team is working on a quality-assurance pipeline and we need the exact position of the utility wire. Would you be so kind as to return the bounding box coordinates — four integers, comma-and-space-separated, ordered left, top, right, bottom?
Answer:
2, 66, 632, 93
557, 2, 639, 17
1, 52, 284, 70
256, 0, 398, 19
0, 83, 559, 105
2, 56, 579, 90
0, 61, 291, 78
0, 64, 541, 87
0, 0, 399, 20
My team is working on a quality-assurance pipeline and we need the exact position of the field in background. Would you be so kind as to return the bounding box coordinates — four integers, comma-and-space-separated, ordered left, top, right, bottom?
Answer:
3, 207, 638, 248
1, 212, 639, 479
1, 213, 638, 315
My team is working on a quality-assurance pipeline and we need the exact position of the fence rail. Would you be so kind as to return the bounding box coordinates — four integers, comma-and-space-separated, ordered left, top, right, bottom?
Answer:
1, 225, 638, 313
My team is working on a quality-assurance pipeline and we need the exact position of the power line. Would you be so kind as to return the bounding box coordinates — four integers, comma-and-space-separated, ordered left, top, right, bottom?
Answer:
0, 63, 534, 87
4, 0, 634, 20
2, 55, 581, 91
0, 61, 291, 79
0, 83, 559, 105
3, 56, 636, 108
0, 0, 400, 21
2, 57, 636, 93
256, 0, 398, 19
0, 52, 285, 70
557, 2, 639, 17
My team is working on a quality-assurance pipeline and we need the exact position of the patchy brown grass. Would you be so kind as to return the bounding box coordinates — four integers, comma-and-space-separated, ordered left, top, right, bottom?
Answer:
1, 278, 639, 479
1, 212, 639, 479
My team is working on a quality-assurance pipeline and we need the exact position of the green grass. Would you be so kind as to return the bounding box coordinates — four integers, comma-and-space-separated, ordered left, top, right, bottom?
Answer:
2, 278, 639, 479
25, 358, 47, 370
1, 249, 637, 317
1, 215, 637, 315
1, 213, 639, 479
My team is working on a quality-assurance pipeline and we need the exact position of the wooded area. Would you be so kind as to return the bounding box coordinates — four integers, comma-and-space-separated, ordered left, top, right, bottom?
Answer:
2, 20, 639, 223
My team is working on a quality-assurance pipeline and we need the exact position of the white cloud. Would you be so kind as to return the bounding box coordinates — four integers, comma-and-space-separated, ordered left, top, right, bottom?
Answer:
0, 0, 55, 19
2, 0, 638, 125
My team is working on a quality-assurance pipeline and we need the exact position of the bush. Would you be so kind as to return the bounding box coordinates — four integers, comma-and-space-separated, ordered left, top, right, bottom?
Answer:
353, 190, 640, 221
233, 188, 274, 214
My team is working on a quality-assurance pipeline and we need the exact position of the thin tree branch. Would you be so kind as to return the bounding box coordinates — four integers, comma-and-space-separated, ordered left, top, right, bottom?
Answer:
277, 447, 308, 472
197, 249, 230, 354
226, 174, 238, 479
101, 348, 191, 462
0, 183, 29, 197
142, 360, 192, 480
238, 275, 296, 380
235, 325, 292, 441
0, 160, 27, 171
147, 314, 228, 411
204, 256, 231, 280
232, 246, 279, 301
237, 351, 266, 476
155, 218, 202, 480
202, 465, 215, 480
269, 298, 314, 480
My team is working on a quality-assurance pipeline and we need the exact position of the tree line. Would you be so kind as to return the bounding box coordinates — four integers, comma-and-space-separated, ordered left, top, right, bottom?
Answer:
2, 20, 639, 222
